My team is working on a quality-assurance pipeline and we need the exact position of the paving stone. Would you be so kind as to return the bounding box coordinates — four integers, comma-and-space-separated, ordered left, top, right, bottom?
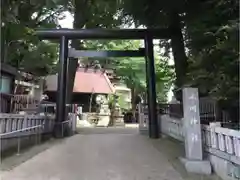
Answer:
1, 128, 184, 180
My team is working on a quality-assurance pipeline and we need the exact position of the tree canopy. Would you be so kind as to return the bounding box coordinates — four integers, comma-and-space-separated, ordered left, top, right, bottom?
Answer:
119, 0, 239, 111
1, 0, 69, 75
82, 39, 174, 104
2, 0, 239, 114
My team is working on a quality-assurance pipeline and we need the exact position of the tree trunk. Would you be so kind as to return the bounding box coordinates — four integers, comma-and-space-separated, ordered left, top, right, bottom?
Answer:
72, 0, 90, 48
131, 87, 136, 122
89, 93, 93, 113
170, 12, 188, 100
66, 0, 90, 104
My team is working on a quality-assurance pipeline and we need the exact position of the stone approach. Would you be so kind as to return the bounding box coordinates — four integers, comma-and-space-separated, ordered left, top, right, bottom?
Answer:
1, 128, 185, 180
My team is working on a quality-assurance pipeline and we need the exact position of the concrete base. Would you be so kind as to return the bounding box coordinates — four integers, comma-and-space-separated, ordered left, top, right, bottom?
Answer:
96, 115, 110, 127
208, 153, 240, 180
139, 129, 148, 135
114, 121, 125, 127
77, 119, 94, 127
179, 157, 212, 175
125, 124, 139, 128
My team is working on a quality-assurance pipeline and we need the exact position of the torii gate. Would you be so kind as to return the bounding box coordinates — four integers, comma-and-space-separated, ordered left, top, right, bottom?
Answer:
36, 28, 172, 139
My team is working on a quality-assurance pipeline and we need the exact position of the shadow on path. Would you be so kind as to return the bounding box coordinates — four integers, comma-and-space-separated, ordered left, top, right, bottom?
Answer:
0, 138, 64, 171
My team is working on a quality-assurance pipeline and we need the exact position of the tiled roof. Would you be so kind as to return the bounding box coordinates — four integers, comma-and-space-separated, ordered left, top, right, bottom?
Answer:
45, 68, 115, 94
73, 68, 115, 94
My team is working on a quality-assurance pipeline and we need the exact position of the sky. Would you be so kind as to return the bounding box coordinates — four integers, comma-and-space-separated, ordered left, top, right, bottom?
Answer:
58, 11, 174, 102
58, 12, 74, 28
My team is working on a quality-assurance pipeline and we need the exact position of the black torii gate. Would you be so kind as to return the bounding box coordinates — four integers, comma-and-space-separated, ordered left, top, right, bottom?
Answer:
36, 28, 171, 139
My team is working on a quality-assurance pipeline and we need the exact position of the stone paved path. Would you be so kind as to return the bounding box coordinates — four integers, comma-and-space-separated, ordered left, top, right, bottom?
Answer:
1, 127, 185, 180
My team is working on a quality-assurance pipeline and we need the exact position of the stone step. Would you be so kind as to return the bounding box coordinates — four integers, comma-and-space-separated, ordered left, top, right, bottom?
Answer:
114, 122, 125, 126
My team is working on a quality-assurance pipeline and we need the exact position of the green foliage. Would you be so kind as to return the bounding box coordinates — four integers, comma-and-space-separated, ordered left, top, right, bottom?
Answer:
2, 0, 174, 99
18, 41, 58, 75
84, 39, 173, 102
84, 0, 122, 28
108, 94, 117, 110
4, 0, 237, 110
119, 0, 185, 27
120, 0, 239, 108
115, 93, 129, 109
184, 0, 239, 105
2, 0, 69, 75
155, 56, 175, 102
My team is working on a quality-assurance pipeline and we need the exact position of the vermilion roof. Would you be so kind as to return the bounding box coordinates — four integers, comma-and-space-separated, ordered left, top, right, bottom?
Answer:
73, 68, 115, 94
45, 68, 115, 94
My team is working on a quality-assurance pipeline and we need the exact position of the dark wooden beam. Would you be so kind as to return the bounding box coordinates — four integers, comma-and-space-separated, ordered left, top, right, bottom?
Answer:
68, 48, 145, 58
36, 28, 171, 40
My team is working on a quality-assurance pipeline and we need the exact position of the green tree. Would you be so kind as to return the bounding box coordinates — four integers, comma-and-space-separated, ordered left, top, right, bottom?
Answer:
84, 39, 174, 105
119, 0, 189, 91
1, 0, 69, 75
120, 0, 238, 111
155, 56, 175, 103
184, 0, 239, 120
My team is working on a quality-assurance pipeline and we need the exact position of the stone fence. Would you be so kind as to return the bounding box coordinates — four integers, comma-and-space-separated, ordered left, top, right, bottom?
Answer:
159, 114, 240, 162
160, 115, 184, 141
159, 114, 240, 180
0, 113, 77, 153
138, 102, 240, 180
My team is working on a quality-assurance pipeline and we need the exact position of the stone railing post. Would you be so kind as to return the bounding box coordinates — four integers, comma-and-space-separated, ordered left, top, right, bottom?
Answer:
180, 87, 212, 175
71, 113, 77, 133
138, 103, 148, 135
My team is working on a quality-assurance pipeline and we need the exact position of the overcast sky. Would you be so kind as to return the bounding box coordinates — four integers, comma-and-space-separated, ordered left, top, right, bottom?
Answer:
58, 11, 74, 28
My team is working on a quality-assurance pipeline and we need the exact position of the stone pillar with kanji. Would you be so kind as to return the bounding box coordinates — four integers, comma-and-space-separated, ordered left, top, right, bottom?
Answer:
180, 87, 212, 175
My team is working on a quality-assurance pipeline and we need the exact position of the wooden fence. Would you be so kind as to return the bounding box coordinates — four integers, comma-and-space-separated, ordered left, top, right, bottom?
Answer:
0, 93, 39, 113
